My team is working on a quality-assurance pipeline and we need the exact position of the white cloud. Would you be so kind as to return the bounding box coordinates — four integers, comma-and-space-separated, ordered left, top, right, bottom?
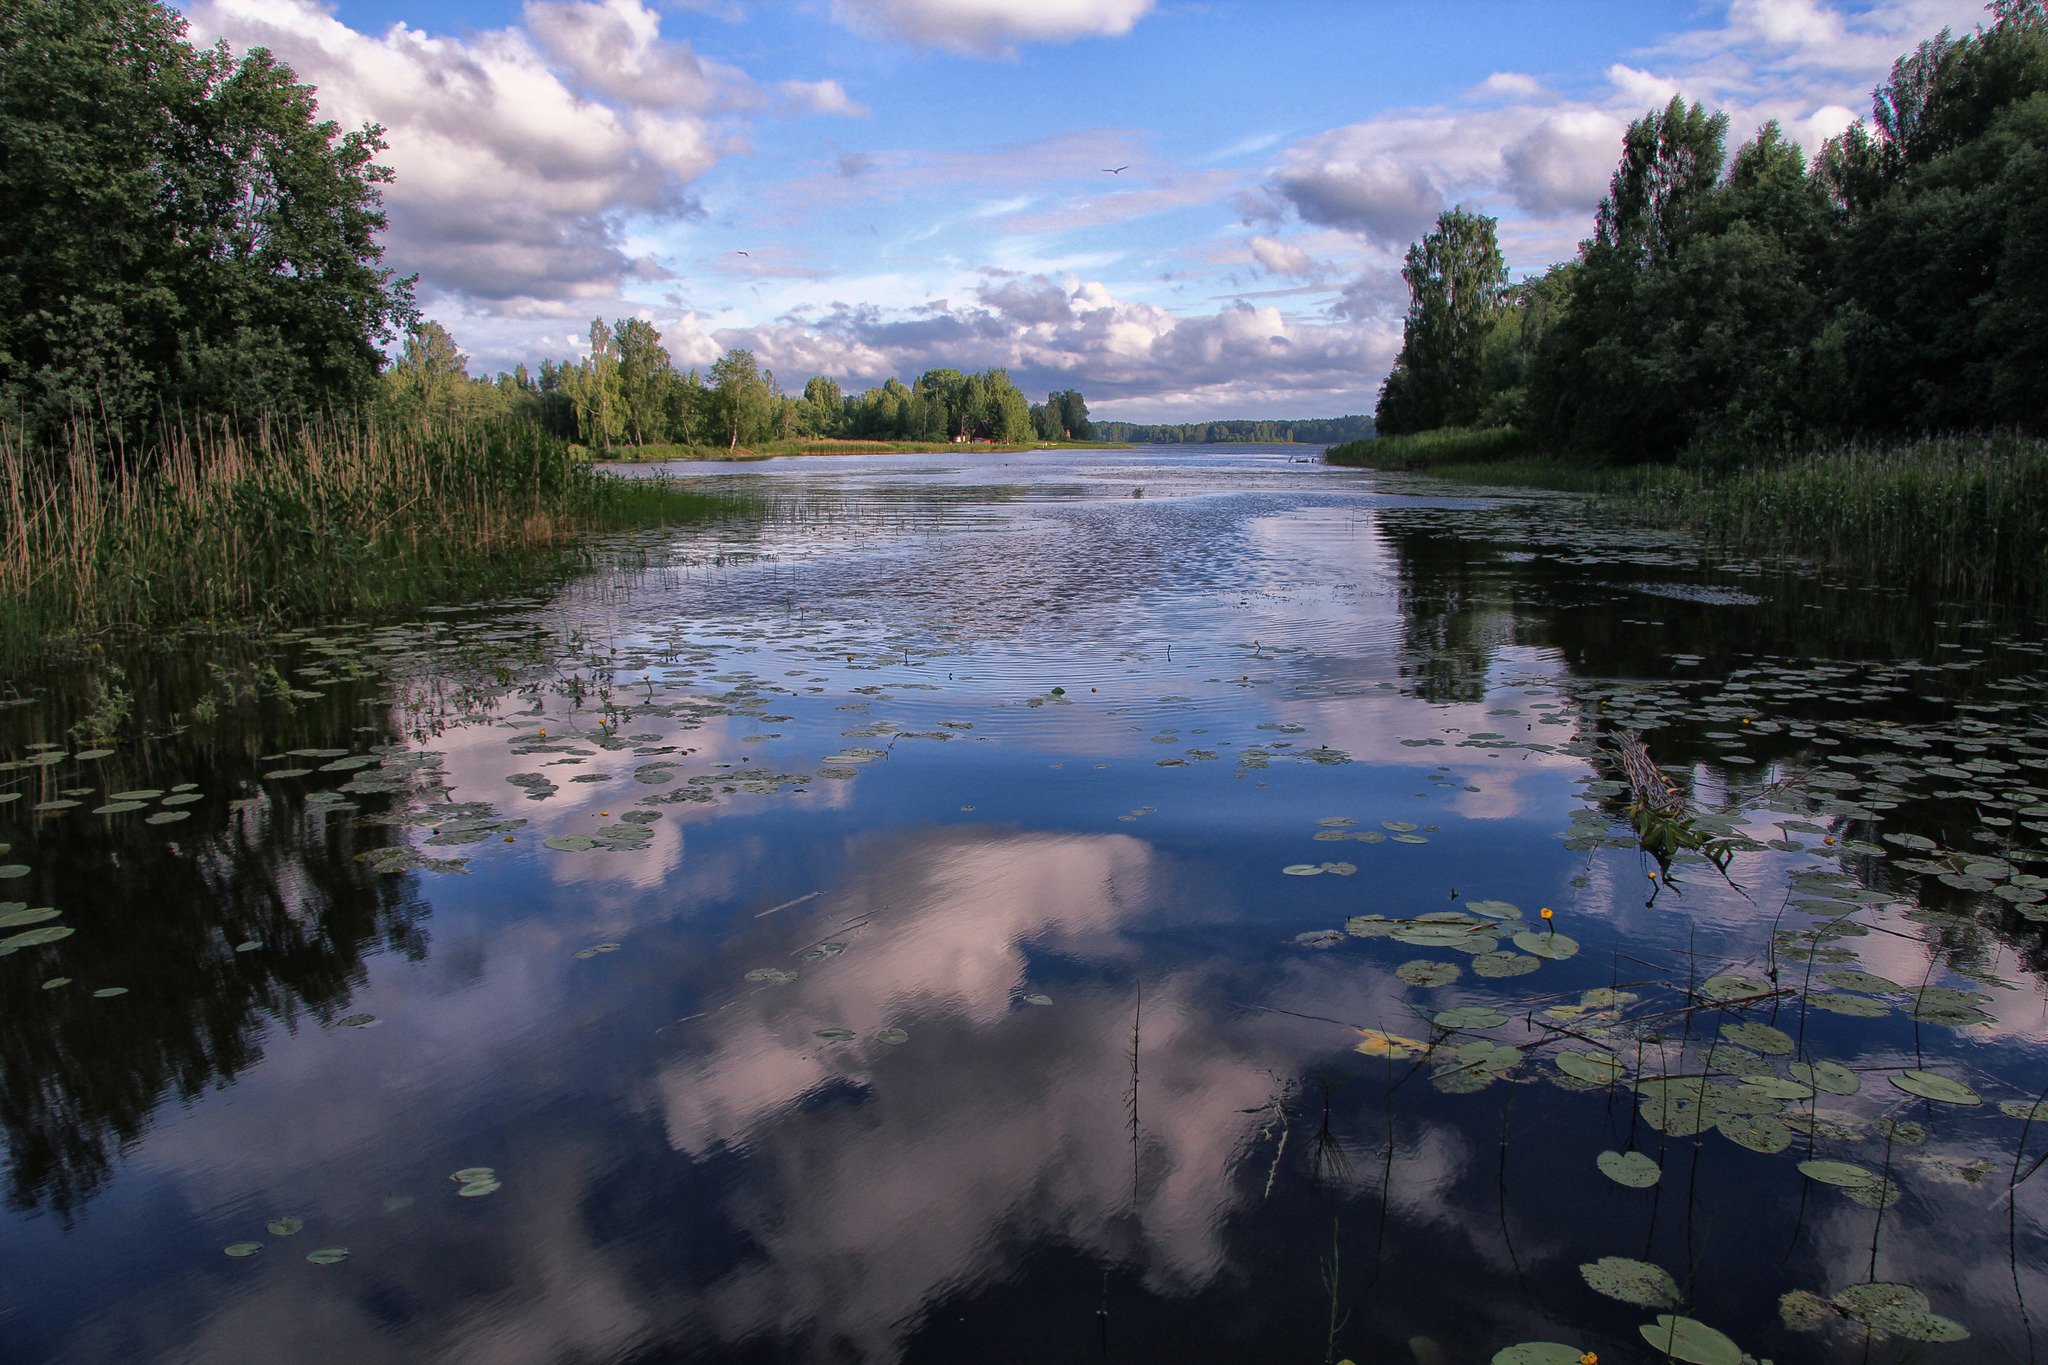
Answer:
776, 78, 870, 117
1469, 71, 1550, 100
829, 0, 1155, 57
1247, 235, 1323, 279
185, 0, 747, 309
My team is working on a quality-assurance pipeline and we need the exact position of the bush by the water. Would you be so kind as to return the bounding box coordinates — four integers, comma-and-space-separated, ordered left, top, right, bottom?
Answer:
0, 420, 734, 653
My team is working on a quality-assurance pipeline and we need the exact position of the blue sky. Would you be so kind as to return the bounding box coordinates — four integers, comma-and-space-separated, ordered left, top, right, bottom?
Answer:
179, 0, 1989, 419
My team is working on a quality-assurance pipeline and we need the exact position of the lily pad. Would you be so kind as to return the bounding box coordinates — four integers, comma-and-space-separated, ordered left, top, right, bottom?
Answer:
1281, 864, 1324, 876
0, 906, 60, 929
458, 1179, 502, 1197
1473, 951, 1541, 978
1638, 1315, 1742, 1365
814, 1027, 856, 1041
1582, 1255, 1682, 1307
1512, 930, 1578, 960
1434, 1006, 1508, 1030
1491, 1346, 1586, 1365
224, 1241, 263, 1258
1891, 1069, 1981, 1105
1718, 1112, 1793, 1154
573, 943, 621, 959
1798, 1158, 1877, 1188
1557, 1051, 1625, 1084
1832, 1282, 1968, 1342
1789, 1060, 1860, 1095
1700, 973, 1771, 1000
1397, 959, 1460, 987
1598, 1149, 1662, 1188
306, 1247, 349, 1264
1023, 993, 1053, 1006
1720, 1021, 1793, 1055
267, 1217, 302, 1236
0, 924, 75, 953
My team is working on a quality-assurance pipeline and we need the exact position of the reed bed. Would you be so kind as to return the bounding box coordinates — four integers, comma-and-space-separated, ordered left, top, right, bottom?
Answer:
1630, 434, 2048, 605
1323, 426, 1533, 470
1, 418, 735, 653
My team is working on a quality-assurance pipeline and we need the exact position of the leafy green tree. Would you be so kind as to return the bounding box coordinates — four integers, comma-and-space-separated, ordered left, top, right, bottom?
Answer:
1376, 208, 1508, 434
798, 376, 845, 436
708, 347, 775, 450
386, 319, 467, 412
0, 0, 414, 454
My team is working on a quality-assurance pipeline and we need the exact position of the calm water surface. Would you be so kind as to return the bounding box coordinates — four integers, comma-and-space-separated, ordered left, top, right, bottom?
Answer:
3, 445, 2047, 1363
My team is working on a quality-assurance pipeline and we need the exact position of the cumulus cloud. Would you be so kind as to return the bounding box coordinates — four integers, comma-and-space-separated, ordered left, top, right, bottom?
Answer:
183, 0, 765, 310
700, 271, 1389, 417
1272, 156, 1443, 242
829, 0, 1155, 57
1247, 236, 1324, 279
777, 78, 870, 117
1502, 109, 1627, 216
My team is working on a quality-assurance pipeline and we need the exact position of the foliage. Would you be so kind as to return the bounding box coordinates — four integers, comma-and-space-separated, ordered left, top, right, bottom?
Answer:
1381, 4, 2048, 461
1095, 415, 1373, 444
0, 0, 415, 456
0, 417, 736, 653
1377, 209, 1508, 435
1325, 426, 1533, 470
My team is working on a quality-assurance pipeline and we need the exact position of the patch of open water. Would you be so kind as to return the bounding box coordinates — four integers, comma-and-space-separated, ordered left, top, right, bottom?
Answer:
2, 445, 2046, 1363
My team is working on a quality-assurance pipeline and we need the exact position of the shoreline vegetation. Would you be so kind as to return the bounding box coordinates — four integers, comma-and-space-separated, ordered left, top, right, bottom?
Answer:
0, 420, 738, 659
1325, 428, 2048, 605
588, 438, 1133, 462
1341, 3, 2047, 609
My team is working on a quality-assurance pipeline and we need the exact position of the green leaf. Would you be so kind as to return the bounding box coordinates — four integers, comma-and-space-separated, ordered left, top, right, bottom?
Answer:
1512, 930, 1579, 960
1490, 1345, 1586, 1365
1597, 1149, 1662, 1188
1890, 1069, 1981, 1105
1433, 1006, 1508, 1030
223, 1241, 263, 1257
1582, 1255, 1682, 1307
1637, 1314, 1742, 1365
1798, 1158, 1877, 1188
1397, 959, 1460, 987
267, 1217, 302, 1236
306, 1247, 349, 1264
1719, 1021, 1793, 1055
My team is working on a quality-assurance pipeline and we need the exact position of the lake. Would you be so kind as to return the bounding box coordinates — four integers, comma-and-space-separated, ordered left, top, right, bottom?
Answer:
3, 444, 2045, 1363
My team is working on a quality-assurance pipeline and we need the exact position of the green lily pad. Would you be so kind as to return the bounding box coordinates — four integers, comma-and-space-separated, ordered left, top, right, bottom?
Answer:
144, 811, 189, 825
1790, 1060, 1860, 1095
0, 925, 75, 953
1491, 1346, 1586, 1365
1700, 973, 1771, 1000
338, 1013, 375, 1027
109, 789, 163, 801
224, 1241, 263, 1257
1464, 899, 1521, 920
92, 987, 128, 998
1397, 959, 1460, 987
1718, 1112, 1793, 1154
1513, 930, 1578, 960
1434, 1006, 1508, 1030
452, 1167, 496, 1183
1598, 1149, 1662, 1188
2000, 1098, 2048, 1120
1023, 993, 1053, 1006
1891, 1069, 1981, 1105
1473, 951, 1541, 978
0, 906, 60, 928
1281, 864, 1324, 876
1582, 1255, 1682, 1307
1821, 969, 1902, 993
458, 1179, 501, 1197
544, 835, 597, 851
573, 943, 621, 959
267, 1217, 302, 1236
306, 1247, 349, 1264
876, 1028, 910, 1045
1832, 1282, 1968, 1342
1798, 1158, 1877, 1188
0, 865, 29, 879
814, 1027, 856, 1041
1808, 992, 1890, 1017
1738, 1075, 1813, 1102
92, 801, 147, 815
1638, 1315, 1742, 1365
745, 967, 798, 984
1720, 1021, 1793, 1055
1557, 1051, 1625, 1084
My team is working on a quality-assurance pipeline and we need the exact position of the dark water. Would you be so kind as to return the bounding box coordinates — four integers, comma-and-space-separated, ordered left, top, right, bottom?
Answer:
3, 445, 2047, 1364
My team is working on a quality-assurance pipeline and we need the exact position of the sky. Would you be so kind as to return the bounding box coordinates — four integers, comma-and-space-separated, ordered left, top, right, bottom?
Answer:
175, 0, 1993, 421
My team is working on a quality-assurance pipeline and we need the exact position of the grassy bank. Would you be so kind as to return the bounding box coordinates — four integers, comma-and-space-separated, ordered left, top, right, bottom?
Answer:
1325, 425, 2048, 605
1, 419, 737, 655
1323, 427, 1620, 491
593, 438, 1133, 463
1631, 434, 2048, 604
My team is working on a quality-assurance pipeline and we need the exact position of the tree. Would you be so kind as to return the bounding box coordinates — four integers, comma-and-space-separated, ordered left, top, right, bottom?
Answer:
708, 348, 775, 450
798, 376, 844, 437
612, 317, 675, 446
386, 320, 467, 413
0, 0, 415, 453
1044, 389, 1091, 440
1376, 208, 1507, 434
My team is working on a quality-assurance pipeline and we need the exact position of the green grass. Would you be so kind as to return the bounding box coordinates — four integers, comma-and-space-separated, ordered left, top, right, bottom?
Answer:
1324, 426, 1534, 470
1630, 433, 2048, 604
1, 418, 742, 657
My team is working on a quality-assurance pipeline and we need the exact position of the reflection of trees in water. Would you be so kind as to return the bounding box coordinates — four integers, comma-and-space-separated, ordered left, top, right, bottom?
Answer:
1375, 507, 2048, 987
1380, 514, 1523, 703
0, 675, 429, 1221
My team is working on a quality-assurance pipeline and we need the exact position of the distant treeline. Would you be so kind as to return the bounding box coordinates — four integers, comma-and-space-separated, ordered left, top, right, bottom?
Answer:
386, 318, 1096, 451
1375, 1, 2047, 459
1094, 416, 1374, 445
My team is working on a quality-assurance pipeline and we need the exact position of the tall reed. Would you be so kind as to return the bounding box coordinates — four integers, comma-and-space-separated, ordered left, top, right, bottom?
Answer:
1630, 434, 2048, 605
0, 418, 734, 653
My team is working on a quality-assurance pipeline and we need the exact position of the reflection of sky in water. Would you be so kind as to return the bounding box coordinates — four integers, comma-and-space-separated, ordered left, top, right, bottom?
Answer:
4, 447, 2048, 1362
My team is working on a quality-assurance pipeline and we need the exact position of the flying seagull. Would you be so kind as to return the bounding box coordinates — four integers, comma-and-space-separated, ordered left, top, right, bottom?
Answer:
734, 250, 750, 257
1103, 165, 1128, 174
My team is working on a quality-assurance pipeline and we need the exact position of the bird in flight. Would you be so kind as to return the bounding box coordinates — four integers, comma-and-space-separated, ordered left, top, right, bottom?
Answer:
734, 250, 750, 257
1103, 165, 1128, 174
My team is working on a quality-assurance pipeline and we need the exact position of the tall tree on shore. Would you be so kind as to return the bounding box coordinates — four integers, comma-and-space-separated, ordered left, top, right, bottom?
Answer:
1376, 208, 1508, 434
0, 0, 414, 455
709, 347, 775, 450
